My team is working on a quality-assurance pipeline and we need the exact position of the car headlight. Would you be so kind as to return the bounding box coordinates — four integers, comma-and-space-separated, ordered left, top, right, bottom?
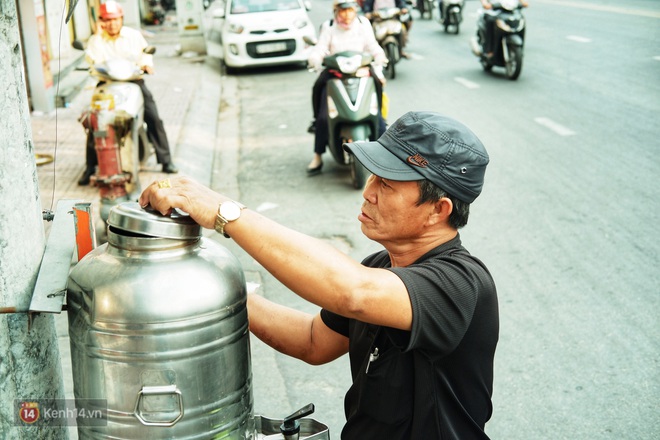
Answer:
294, 19, 308, 29
228, 22, 245, 34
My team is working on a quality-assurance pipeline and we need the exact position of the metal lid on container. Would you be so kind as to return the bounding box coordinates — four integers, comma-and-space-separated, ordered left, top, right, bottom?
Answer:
107, 202, 202, 239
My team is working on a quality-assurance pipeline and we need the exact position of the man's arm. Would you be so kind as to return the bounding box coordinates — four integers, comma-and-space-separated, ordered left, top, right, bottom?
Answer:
308, 21, 332, 70
139, 176, 414, 331
248, 294, 349, 365
132, 28, 154, 72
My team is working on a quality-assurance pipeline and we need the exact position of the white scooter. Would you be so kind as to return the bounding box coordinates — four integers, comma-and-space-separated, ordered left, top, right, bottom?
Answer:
370, 7, 408, 80
304, 37, 381, 189
73, 40, 154, 221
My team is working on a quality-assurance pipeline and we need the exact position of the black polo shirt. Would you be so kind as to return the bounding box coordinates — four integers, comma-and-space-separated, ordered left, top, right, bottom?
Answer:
321, 234, 499, 439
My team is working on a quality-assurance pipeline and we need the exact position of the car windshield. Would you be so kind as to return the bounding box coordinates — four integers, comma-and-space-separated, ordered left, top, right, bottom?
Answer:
230, 0, 301, 14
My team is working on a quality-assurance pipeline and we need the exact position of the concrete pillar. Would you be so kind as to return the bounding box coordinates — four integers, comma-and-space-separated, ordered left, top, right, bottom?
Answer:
0, 1, 67, 438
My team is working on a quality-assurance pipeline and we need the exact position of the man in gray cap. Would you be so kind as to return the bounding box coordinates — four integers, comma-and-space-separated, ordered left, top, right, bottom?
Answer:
140, 111, 499, 439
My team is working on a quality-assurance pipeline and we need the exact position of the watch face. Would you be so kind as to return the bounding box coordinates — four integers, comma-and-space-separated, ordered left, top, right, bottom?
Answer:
220, 202, 241, 221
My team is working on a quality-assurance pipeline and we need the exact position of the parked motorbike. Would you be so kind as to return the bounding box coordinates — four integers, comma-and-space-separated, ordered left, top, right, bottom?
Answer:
370, 7, 408, 80
470, 0, 526, 80
304, 38, 381, 189
72, 40, 154, 221
439, 0, 464, 34
143, 0, 166, 25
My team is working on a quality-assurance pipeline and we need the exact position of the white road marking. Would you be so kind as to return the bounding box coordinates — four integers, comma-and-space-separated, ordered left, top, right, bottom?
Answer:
566, 35, 592, 43
534, 117, 576, 136
454, 77, 480, 89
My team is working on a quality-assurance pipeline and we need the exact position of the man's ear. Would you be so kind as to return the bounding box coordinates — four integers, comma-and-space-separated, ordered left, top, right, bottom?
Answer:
427, 197, 453, 226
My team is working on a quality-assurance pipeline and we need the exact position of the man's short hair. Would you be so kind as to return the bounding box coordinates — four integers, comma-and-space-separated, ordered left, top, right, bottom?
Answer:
417, 180, 470, 229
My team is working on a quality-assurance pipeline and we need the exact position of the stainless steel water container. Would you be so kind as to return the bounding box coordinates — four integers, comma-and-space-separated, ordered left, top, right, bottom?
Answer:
67, 202, 254, 439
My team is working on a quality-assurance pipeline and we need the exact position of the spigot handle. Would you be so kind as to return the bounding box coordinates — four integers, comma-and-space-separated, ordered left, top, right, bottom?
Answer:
281, 403, 315, 436
284, 403, 315, 424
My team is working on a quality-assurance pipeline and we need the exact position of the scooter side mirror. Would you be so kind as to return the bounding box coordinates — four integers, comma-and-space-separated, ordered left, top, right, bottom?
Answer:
72, 40, 86, 51
144, 46, 157, 55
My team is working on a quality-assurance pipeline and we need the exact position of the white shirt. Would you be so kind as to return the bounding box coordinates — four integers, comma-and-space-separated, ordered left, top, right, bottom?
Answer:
86, 26, 153, 68
308, 16, 387, 70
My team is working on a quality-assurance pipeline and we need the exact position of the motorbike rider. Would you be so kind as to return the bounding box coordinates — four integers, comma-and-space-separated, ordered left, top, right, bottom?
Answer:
306, 0, 388, 175
78, 0, 178, 186
479, 0, 528, 58
362, 0, 412, 58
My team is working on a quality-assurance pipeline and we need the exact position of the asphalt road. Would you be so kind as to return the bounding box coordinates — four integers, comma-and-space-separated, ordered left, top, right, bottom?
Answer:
212, 0, 660, 438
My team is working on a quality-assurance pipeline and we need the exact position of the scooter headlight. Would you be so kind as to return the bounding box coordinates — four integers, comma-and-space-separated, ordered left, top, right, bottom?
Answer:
336, 55, 363, 75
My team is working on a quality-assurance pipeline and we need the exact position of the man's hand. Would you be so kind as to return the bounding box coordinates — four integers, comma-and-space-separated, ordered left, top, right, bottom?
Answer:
142, 65, 154, 75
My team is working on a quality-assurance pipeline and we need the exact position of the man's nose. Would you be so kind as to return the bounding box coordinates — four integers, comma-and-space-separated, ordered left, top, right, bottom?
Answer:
362, 174, 377, 201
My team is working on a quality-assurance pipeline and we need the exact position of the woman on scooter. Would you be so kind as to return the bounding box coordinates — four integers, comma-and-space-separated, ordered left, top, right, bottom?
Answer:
306, 0, 387, 175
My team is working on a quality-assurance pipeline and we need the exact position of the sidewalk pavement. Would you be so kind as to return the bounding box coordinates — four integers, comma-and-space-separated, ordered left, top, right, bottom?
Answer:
31, 19, 229, 438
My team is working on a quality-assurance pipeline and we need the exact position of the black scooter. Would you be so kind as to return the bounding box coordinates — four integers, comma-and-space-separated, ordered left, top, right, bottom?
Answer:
439, 0, 464, 34
470, 0, 526, 80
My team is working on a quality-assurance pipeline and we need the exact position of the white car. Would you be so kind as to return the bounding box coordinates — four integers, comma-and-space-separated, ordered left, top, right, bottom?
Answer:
204, 0, 317, 70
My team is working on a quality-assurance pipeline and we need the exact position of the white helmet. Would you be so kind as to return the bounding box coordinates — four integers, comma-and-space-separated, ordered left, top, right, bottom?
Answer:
333, 0, 358, 11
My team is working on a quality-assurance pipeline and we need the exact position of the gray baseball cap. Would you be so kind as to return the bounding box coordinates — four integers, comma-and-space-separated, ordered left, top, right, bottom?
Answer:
343, 111, 489, 203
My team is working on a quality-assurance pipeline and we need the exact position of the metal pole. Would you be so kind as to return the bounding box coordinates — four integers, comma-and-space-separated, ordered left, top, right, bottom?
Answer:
0, 0, 68, 437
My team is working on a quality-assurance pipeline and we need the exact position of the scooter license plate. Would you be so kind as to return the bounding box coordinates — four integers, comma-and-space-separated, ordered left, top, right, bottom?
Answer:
256, 42, 287, 54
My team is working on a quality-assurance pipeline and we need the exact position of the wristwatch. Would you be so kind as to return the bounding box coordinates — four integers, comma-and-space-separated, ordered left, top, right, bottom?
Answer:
215, 201, 245, 238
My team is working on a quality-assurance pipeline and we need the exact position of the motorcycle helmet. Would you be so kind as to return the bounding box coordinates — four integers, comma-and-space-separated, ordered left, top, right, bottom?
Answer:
99, 1, 124, 20
333, 0, 358, 11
